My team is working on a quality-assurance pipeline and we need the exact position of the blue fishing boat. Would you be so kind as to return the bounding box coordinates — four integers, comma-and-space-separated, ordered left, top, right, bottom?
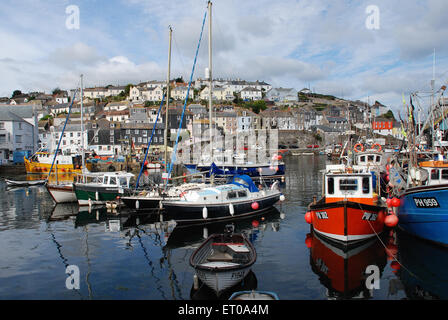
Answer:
396, 159, 448, 246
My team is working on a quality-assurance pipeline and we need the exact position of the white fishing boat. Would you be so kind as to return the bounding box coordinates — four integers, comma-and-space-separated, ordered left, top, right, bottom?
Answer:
190, 225, 256, 295
162, 174, 284, 225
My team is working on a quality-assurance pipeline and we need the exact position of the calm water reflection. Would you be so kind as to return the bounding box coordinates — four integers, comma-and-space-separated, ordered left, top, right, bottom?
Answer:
0, 155, 446, 300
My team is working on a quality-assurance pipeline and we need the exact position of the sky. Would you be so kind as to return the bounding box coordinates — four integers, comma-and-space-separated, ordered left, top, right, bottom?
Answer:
1, 0, 448, 116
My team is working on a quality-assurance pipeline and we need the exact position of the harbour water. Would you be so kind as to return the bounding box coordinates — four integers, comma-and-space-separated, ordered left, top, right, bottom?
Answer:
0, 155, 446, 300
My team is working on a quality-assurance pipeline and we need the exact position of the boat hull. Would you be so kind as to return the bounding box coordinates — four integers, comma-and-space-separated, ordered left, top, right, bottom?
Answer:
73, 184, 124, 206
195, 266, 252, 295
162, 194, 280, 225
309, 200, 386, 244
397, 185, 448, 246
46, 184, 77, 203
121, 196, 163, 210
24, 157, 91, 174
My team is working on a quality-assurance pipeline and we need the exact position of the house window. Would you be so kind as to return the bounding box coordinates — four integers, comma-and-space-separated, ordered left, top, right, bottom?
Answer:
15, 135, 22, 143
0, 135, 6, 143
110, 136, 114, 143
135, 129, 139, 134
94, 137, 99, 143
18, 123, 22, 130
0, 122, 4, 129
92, 123, 97, 129
126, 129, 130, 134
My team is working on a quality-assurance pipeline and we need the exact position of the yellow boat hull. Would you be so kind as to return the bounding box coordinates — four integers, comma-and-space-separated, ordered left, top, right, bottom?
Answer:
24, 157, 92, 174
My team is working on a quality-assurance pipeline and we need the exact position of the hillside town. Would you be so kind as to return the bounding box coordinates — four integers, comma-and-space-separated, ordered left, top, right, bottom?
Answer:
0, 78, 403, 164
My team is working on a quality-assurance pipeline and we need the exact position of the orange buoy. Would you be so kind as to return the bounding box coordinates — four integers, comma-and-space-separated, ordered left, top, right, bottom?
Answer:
386, 198, 392, 207
390, 261, 401, 270
251, 202, 259, 210
354, 143, 364, 153
391, 197, 401, 207
305, 233, 313, 248
385, 214, 399, 227
305, 211, 313, 224
372, 143, 382, 152
252, 220, 259, 228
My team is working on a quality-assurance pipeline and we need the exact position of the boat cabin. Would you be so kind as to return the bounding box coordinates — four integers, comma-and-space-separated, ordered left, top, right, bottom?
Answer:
184, 184, 249, 203
418, 161, 448, 186
355, 151, 383, 168
324, 172, 377, 205
77, 172, 134, 188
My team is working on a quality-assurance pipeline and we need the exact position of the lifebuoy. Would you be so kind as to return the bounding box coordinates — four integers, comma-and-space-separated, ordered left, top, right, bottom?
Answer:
354, 143, 364, 153
372, 143, 382, 152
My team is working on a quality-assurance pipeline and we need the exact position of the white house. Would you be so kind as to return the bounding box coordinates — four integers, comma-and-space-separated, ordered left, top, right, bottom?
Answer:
266, 87, 298, 103
171, 86, 194, 101
48, 124, 88, 155
0, 104, 39, 152
0, 110, 35, 163
200, 86, 234, 101
130, 86, 164, 102
240, 87, 262, 101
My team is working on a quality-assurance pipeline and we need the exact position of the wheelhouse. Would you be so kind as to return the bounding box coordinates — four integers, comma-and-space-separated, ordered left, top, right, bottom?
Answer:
325, 172, 377, 205
355, 152, 383, 167
419, 161, 448, 186
76, 172, 134, 188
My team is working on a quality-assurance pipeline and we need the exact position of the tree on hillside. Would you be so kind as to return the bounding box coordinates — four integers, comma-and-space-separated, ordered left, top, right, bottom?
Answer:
381, 110, 396, 120
124, 84, 133, 96
52, 88, 63, 95
11, 90, 22, 98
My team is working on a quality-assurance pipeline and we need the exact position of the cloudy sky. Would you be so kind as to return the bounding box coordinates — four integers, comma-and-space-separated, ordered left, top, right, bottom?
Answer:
1, 0, 447, 115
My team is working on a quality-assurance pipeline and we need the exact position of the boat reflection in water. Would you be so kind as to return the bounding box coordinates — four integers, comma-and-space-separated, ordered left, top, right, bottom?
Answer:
306, 231, 387, 299
164, 207, 283, 250
190, 270, 258, 300
48, 203, 79, 221
394, 230, 448, 299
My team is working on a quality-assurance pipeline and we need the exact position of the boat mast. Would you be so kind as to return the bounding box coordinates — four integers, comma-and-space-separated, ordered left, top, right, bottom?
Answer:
164, 26, 172, 172
208, 1, 213, 162
80, 74, 85, 171
431, 48, 435, 150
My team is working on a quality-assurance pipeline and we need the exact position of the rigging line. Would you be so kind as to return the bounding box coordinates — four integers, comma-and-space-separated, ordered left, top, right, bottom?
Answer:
172, 31, 187, 73
165, 8, 208, 188
136, 231, 168, 300
135, 94, 166, 190
46, 88, 79, 182
358, 201, 426, 283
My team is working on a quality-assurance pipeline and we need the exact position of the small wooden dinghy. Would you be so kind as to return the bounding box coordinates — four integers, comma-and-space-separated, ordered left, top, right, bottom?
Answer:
229, 290, 279, 300
190, 225, 256, 295
5, 179, 46, 187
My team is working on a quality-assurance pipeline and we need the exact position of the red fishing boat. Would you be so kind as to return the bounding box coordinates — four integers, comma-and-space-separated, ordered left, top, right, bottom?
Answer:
305, 164, 388, 245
